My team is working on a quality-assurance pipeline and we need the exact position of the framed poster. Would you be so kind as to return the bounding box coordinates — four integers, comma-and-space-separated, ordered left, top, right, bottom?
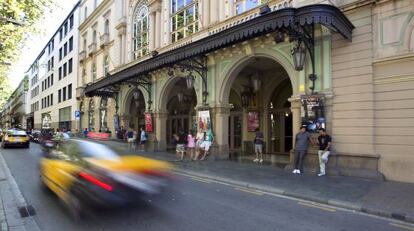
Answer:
145, 113, 153, 132
247, 111, 259, 132
301, 95, 325, 133
198, 110, 211, 132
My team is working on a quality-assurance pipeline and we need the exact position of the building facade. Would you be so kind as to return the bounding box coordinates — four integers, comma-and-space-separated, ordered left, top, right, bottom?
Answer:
27, 2, 80, 131
0, 78, 29, 130
76, 0, 412, 183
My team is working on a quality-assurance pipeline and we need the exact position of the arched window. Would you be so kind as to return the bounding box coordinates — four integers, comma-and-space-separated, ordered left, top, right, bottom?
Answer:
100, 97, 108, 131
132, 1, 149, 59
92, 62, 97, 81
88, 98, 95, 131
104, 19, 110, 35
103, 55, 109, 77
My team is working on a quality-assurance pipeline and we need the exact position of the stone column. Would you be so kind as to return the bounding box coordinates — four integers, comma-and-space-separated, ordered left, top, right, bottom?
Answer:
201, 0, 210, 28
149, 11, 156, 51
153, 111, 168, 151
155, 9, 161, 49
289, 96, 302, 162
210, 105, 231, 159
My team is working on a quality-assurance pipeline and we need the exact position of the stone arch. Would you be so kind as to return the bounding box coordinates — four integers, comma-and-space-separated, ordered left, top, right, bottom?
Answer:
218, 51, 298, 105
121, 85, 150, 115
157, 76, 202, 112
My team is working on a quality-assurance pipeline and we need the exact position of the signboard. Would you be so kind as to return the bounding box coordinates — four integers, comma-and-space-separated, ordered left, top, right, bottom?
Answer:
247, 111, 260, 132
41, 113, 51, 129
145, 113, 153, 132
87, 132, 110, 140
198, 110, 211, 132
301, 95, 325, 133
75, 111, 81, 121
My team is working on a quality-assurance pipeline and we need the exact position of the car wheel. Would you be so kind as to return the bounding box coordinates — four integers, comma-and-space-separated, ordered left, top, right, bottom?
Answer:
25, 143, 30, 149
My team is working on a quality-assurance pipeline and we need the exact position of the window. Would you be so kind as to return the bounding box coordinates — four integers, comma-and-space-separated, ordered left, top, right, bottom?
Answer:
58, 89, 61, 103
235, 0, 264, 15
68, 58, 73, 74
82, 68, 86, 85
51, 74, 54, 86
92, 30, 97, 44
59, 28, 63, 41
47, 76, 50, 88
84, 7, 88, 21
63, 63, 67, 77
132, 3, 149, 59
170, 0, 199, 43
104, 19, 110, 35
64, 43, 68, 56
47, 95, 50, 107
51, 57, 54, 68
83, 38, 87, 51
63, 87, 67, 101
59, 48, 62, 61
68, 84, 72, 99
92, 62, 96, 81
64, 21, 68, 35
69, 37, 73, 51
103, 55, 109, 77
69, 14, 74, 29
50, 94, 53, 106
59, 67, 62, 80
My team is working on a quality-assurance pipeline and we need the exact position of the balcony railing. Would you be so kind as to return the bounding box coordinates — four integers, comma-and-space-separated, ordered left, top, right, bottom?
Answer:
88, 42, 97, 56
100, 33, 110, 48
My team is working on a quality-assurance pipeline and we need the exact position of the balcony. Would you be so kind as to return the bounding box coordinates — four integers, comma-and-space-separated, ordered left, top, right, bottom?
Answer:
100, 33, 110, 48
76, 87, 85, 100
88, 42, 97, 56
79, 50, 86, 63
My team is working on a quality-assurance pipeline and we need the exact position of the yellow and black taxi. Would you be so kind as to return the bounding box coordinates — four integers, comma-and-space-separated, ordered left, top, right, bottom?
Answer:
1, 129, 30, 148
40, 139, 173, 220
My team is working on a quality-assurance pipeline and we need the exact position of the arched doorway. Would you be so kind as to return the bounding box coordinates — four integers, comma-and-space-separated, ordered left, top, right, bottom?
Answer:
99, 97, 108, 132
223, 57, 294, 161
88, 98, 95, 131
166, 78, 197, 149
127, 88, 146, 130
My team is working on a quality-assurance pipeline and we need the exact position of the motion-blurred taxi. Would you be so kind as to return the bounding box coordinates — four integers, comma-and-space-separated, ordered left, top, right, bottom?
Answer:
39, 139, 173, 219
1, 130, 30, 148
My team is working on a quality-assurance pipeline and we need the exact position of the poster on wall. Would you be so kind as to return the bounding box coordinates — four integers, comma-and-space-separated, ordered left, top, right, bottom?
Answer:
247, 111, 260, 132
145, 113, 153, 132
41, 113, 51, 129
114, 115, 119, 131
301, 95, 325, 133
198, 110, 211, 132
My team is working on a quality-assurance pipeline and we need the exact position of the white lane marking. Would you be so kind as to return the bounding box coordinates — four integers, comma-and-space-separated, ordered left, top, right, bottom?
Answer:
298, 202, 336, 212
234, 187, 263, 196
191, 177, 212, 184
390, 223, 414, 231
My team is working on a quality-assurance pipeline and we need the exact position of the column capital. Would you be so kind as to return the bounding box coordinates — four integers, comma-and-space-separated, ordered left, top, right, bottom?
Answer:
149, 0, 162, 13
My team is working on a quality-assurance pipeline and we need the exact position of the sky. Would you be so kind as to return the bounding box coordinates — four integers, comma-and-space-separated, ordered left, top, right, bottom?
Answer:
8, 0, 79, 89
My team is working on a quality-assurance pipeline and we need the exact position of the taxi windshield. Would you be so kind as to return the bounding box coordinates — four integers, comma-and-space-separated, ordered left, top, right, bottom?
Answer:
76, 140, 120, 161
7, 130, 27, 137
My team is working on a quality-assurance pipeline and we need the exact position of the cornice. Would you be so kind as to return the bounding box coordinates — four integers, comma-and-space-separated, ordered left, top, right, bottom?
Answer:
79, 0, 114, 31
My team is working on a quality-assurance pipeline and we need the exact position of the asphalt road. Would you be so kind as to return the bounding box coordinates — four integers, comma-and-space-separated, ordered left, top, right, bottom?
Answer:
0, 143, 411, 231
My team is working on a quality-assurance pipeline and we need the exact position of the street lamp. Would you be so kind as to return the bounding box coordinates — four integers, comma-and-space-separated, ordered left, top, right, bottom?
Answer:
291, 42, 306, 71
251, 73, 261, 93
186, 72, 195, 89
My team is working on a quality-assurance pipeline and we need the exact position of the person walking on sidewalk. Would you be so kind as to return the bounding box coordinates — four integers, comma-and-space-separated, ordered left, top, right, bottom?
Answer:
316, 128, 332, 176
200, 129, 214, 161
139, 127, 148, 151
253, 128, 264, 163
127, 128, 134, 150
187, 130, 196, 160
292, 125, 312, 174
174, 131, 187, 161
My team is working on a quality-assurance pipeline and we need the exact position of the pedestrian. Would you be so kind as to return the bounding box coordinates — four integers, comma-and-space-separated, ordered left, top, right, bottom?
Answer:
83, 128, 88, 138
127, 128, 134, 150
316, 128, 332, 176
132, 129, 138, 150
253, 128, 264, 163
174, 131, 186, 161
200, 129, 214, 161
187, 130, 196, 160
139, 127, 147, 151
292, 125, 312, 174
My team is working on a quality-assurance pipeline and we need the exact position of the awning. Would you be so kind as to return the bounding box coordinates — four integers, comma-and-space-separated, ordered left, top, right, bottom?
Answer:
85, 4, 354, 97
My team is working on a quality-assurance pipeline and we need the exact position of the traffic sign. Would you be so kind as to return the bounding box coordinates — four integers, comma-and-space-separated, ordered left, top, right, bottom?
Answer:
75, 110, 80, 120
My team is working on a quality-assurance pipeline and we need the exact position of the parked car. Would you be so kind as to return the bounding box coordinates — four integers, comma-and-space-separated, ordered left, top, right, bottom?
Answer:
39, 139, 173, 220
1, 130, 30, 148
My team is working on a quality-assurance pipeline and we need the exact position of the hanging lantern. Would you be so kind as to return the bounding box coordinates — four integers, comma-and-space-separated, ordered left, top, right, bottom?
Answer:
202, 91, 208, 105
186, 72, 195, 89
291, 42, 306, 71
274, 31, 285, 43
177, 92, 184, 102
133, 89, 140, 100
251, 74, 261, 93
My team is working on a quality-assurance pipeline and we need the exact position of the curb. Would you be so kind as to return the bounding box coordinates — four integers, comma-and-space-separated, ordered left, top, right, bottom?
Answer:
0, 152, 41, 231
173, 168, 414, 224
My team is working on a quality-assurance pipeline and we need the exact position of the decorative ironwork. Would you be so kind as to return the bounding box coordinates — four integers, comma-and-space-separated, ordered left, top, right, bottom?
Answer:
124, 74, 153, 110
167, 56, 208, 105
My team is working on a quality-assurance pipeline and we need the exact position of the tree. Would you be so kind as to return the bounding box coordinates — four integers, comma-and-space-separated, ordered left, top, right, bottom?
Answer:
0, 0, 56, 107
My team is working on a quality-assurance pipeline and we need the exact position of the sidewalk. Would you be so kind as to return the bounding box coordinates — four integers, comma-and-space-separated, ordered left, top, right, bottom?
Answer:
99, 139, 414, 223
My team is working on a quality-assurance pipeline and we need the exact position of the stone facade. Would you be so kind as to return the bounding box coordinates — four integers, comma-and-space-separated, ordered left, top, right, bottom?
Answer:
74, 0, 414, 183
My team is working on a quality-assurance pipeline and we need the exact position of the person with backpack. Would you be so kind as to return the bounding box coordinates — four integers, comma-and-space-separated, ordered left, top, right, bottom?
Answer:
139, 127, 148, 151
